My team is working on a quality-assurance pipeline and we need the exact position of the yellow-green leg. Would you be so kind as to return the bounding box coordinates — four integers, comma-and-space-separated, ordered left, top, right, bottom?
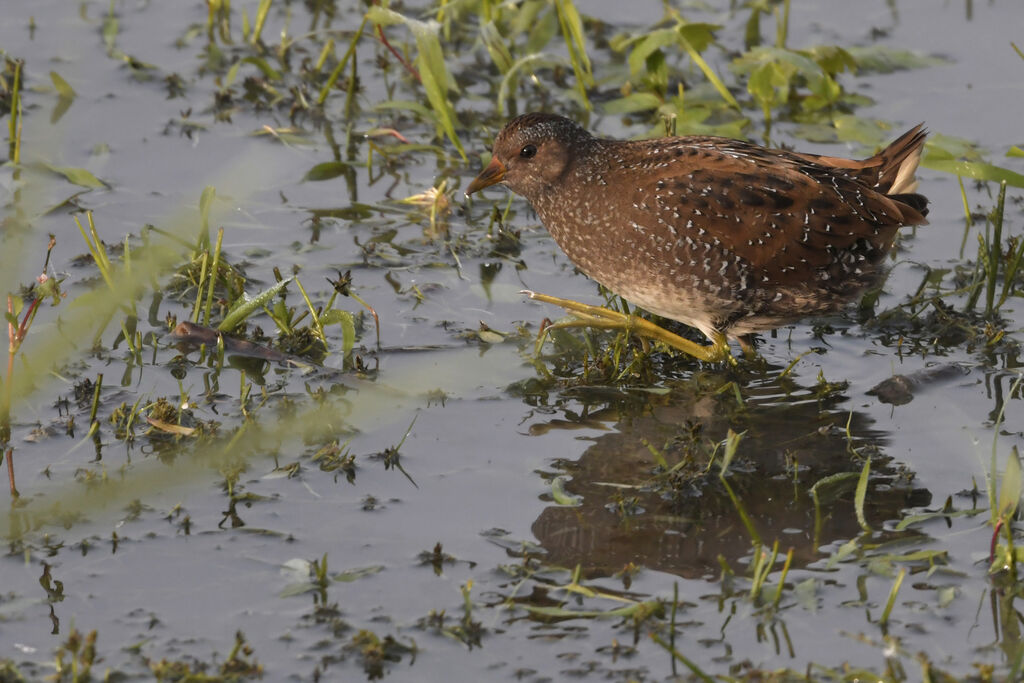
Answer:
522, 290, 735, 364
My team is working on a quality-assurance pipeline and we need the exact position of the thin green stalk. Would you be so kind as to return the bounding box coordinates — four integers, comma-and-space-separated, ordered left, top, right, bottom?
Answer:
8, 59, 22, 164
963, 234, 986, 313
88, 373, 104, 433
680, 37, 740, 110
855, 456, 871, 532
191, 251, 210, 323
251, 0, 272, 45
202, 228, 225, 326
750, 540, 779, 601
554, 0, 594, 109
718, 429, 743, 476
314, 38, 334, 73
343, 44, 358, 126
294, 277, 323, 341
721, 477, 761, 547
649, 633, 714, 683
985, 181, 1007, 315
771, 548, 794, 609
669, 582, 679, 677
76, 213, 116, 293
775, 0, 790, 48
998, 235, 1024, 310
5, 447, 16, 498
957, 176, 972, 258
318, 16, 367, 105
879, 567, 906, 627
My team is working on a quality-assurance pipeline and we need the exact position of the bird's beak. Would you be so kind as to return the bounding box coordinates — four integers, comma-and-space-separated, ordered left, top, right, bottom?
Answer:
465, 157, 506, 196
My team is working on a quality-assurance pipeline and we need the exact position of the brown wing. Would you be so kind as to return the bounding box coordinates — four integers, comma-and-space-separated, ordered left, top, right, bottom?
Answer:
622, 137, 927, 283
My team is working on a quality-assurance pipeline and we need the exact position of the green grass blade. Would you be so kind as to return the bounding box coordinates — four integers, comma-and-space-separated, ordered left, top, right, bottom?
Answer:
855, 457, 871, 532
680, 35, 739, 110
497, 53, 559, 115
367, 6, 465, 160
998, 446, 1022, 522
251, 0, 272, 45
554, 0, 593, 109
219, 277, 293, 332
923, 158, 1024, 188
49, 70, 76, 99
879, 567, 905, 627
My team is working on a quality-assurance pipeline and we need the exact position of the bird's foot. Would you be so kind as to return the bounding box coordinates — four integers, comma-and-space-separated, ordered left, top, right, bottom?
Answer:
522, 290, 735, 364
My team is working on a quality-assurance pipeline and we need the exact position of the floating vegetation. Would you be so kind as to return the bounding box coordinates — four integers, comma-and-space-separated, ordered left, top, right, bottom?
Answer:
0, 0, 1022, 681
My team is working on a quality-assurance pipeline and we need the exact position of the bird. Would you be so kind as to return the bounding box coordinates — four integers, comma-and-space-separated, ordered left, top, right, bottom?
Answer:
465, 113, 928, 361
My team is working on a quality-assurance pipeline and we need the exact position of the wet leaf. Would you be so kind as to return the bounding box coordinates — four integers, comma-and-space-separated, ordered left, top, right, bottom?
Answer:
602, 92, 663, 115
923, 157, 1024, 188
480, 21, 514, 74
923, 133, 984, 161
102, 9, 119, 54
478, 328, 505, 345
334, 565, 385, 582
8, 295, 24, 319
806, 45, 858, 75
895, 508, 982, 531
681, 33, 739, 110
677, 22, 720, 54
833, 115, 891, 146
554, 0, 594, 107
524, 2, 559, 53
279, 582, 316, 598
826, 538, 859, 569
49, 70, 75, 98
854, 458, 870, 532
199, 185, 215, 238
497, 53, 560, 115
366, 6, 465, 160
281, 558, 312, 581
625, 28, 679, 76
997, 446, 1021, 521
146, 417, 196, 436
747, 60, 795, 117
734, 46, 839, 111
550, 475, 582, 506
303, 161, 351, 182
219, 277, 293, 332
845, 46, 948, 73
225, 60, 242, 88
937, 586, 957, 608
39, 162, 109, 189
1008, 145, 1024, 158
320, 309, 355, 356
251, 126, 313, 146
240, 56, 283, 82
523, 603, 640, 621
793, 577, 818, 611
878, 549, 949, 564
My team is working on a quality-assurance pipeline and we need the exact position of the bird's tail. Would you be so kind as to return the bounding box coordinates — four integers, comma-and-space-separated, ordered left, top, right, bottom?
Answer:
875, 123, 927, 196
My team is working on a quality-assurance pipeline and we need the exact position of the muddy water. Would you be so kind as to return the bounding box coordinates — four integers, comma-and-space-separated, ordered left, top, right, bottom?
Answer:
1, 0, 1022, 679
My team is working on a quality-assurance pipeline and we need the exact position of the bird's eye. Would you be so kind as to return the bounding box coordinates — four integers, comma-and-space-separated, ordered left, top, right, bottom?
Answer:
519, 144, 537, 159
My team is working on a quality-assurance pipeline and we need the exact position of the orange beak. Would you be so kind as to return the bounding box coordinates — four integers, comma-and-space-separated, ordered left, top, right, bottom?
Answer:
465, 156, 506, 196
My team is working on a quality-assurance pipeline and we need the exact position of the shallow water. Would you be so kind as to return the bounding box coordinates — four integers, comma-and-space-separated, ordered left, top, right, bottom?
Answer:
1, 0, 1023, 680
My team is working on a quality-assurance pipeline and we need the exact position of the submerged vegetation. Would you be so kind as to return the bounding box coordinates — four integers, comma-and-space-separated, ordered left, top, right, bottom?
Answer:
1, 0, 1023, 680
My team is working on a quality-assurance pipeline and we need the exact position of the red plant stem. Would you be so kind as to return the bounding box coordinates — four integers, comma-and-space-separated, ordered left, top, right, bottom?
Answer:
5, 449, 15, 498
6, 294, 13, 349
5, 295, 12, 432
375, 25, 420, 82
991, 518, 1003, 565
16, 297, 41, 342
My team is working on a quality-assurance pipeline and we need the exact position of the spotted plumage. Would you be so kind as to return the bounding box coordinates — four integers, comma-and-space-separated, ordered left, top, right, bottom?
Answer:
466, 113, 928, 350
